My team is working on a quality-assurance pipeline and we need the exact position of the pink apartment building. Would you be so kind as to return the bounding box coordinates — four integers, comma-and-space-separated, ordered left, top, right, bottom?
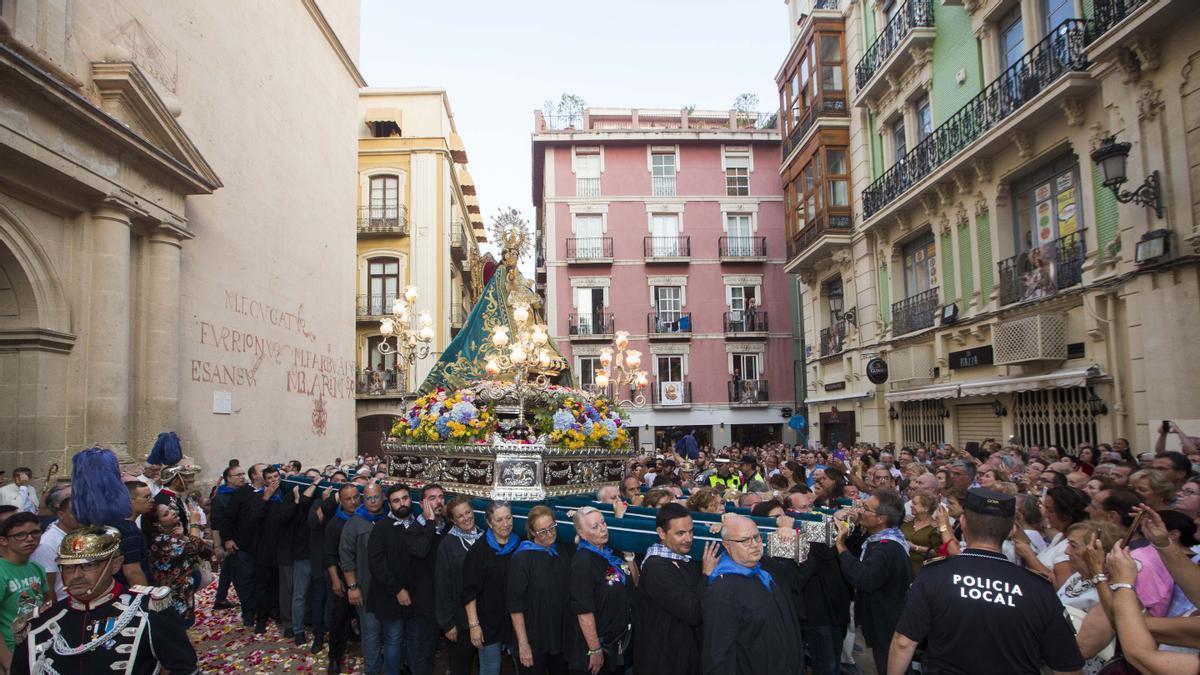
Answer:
532, 107, 796, 452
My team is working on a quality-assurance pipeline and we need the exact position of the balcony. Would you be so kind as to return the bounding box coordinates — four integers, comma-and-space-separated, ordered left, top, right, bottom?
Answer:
652, 176, 676, 197
576, 176, 600, 197
862, 19, 1091, 220
722, 311, 769, 337
356, 294, 396, 320
819, 320, 847, 358
649, 380, 693, 408
891, 287, 939, 336
356, 370, 409, 398
785, 214, 853, 272
784, 94, 850, 159
450, 221, 467, 261
647, 312, 692, 339
357, 205, 409, 236
998, 231, 1085, 307
729, 379, 769, 406
643, 236, 691, 262
853, 0, 936, 103
566, 237, 613, 263
567, 313, 615, 340
719, 236, 767, 261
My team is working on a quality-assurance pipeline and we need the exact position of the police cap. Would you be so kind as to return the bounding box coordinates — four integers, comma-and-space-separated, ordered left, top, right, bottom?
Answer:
964, 487, 1015, 517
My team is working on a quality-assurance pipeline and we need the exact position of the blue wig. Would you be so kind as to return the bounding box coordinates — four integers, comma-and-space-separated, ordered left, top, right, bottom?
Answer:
147, 431, 182, 467
71, 446, 132, 525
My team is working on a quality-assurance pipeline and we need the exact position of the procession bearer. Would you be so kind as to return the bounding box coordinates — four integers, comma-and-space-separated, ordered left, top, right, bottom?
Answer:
11, 526, 198, 675
885, 488, 1084, 675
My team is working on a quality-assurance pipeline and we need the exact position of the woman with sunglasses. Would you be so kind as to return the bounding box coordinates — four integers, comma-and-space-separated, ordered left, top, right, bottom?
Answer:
568, 506, 635, 675
508, 505, 573, 675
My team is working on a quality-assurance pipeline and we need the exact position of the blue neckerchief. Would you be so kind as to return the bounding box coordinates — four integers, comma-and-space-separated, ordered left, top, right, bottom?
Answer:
644, 542, 691, 563
216, 484, 236, 495
267, 491, 282, 503
485, 530, 519, 556
578, 541, 626, 584
516, 540, 559, 557
354, 505, 387, 523
863, 526, 910, 561
335, 508, 354, 522
709, 554, 773, 590
450, 526, 483, 547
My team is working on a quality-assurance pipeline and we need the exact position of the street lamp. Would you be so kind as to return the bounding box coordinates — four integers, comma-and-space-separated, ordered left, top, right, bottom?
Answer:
482, 301, 560, 429
377, 285, 434, 392
594, 330, 649, 408
1090, 135, 1164, 219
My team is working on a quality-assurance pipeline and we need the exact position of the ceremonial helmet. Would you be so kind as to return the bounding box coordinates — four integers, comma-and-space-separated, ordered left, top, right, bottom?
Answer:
57, 525, 121, 566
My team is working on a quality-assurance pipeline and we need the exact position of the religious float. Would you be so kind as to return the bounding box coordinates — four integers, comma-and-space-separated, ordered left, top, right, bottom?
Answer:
364, 215, 837, 560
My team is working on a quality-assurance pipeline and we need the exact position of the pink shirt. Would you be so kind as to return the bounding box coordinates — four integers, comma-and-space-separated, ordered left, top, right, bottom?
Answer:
1130, 543, 1174, 617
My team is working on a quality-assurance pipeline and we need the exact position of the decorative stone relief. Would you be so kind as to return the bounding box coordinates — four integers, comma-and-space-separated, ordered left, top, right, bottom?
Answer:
1012, 131, 1034, 159
919, 194, 939, 217
953, 170, 973, 195
1058, 98, 1084, 127
936, 215, 950, 236
1116, 49, 1142, 84
909, 46, 933, 68
974, 193, 989, 217
956, 203, 969, 228
935, 183, 955, 209
995, 183, 1011, 208
971, 158, 991, 184
1130, 37, 1161, 74
1088, 122, 1110, 151
1137, 82, 1164, 121
1181, 51, 1200, 94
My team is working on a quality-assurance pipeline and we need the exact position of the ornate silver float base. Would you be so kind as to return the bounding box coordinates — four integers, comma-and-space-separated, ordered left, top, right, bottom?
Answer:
381, 439, 633, 501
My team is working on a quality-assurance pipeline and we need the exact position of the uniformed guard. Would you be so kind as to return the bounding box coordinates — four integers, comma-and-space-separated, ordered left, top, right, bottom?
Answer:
885, 488, 1084, 675
10, 526, 198, 675
708, 458, 742, 491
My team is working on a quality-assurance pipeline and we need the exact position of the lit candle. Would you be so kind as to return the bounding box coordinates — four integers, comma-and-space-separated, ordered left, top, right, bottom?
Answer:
625, 350, 641, 369
599, 348, 613, 368
392, 299, 405, 315
634, 372, 648, 388
380, 319, 395, 336
615, 331, 629, 351
538, 349, 551, 367
405, 286, 419, 304
419, 326, 434, 341
485, 357, 500, 376
595, 369, 609, 387
513, 303, 530, 324
510, 346, 526, 363
419, 312, 432, 327
491, 327, 509, 348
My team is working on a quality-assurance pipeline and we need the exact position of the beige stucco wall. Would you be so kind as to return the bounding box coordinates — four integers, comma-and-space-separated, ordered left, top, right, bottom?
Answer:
0, 0, 362, 481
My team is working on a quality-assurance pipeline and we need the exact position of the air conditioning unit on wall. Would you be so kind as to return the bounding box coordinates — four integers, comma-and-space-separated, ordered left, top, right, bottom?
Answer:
994, 314, 1067, 365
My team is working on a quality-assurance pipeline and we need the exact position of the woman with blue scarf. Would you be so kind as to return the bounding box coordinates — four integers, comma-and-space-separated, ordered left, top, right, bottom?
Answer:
568, 506, 634, 675
508, 505, 573, 675
435, 495, 485, 675
462, 501, 521, 675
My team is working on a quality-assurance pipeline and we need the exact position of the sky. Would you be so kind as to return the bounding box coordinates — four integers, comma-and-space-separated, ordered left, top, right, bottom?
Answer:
359, 0, 792, 260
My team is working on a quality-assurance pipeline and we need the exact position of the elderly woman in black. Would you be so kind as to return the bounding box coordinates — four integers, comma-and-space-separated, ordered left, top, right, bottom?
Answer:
509, 505, 572, 675
569, 506, 636, 675
462, 501, 520, 675
435, 495, 483, 675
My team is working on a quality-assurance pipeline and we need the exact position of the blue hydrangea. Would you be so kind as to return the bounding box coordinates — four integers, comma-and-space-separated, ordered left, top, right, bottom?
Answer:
582, 419, 595, 437
406, 411, 421, 429
450, 401, 477, 423
435, 415, 451, 438
603, 418, 619, 438
584, 404, 599, 420
552, 409, 576, 431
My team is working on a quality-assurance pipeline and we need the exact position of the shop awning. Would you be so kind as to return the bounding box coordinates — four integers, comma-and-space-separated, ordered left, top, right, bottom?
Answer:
885, 383, 961, 403
803, 391, 876, 405
958, 365, 1101, 398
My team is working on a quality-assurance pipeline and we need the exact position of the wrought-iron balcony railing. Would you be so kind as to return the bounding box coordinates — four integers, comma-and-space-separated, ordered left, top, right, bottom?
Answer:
862, 19, 1089, 219
357, 205, 409, 235
719, 236, 767, 258
998, 231, 1086, 306
357, 294, 397, 318
650, 380, 693, 406
652, 175, 677, 197
643, 236, 691, 258
356, 369, 407, 396
566, 237, 614, 261
819, 320, 847, 357
892, 287, 939, 336
729, 379, 769, 404
567, 313, 615, 337
576, 176, 601, 197
722, 311, 769, 334
854, 0, 935, 91
791, 214, 853, 259
1090, 0, 1151, 36
784, 94, 849, 156
647, 312, 692, 336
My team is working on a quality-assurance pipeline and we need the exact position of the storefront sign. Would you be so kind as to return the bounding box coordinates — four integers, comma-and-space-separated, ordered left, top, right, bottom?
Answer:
949, 345, 995, 370
824, 381, 846, 392
866, 358, 889, 384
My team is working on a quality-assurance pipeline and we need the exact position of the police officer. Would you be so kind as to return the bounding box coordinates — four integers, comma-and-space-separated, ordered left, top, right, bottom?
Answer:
708, 458, 741, 491
885, 488, 1084, 675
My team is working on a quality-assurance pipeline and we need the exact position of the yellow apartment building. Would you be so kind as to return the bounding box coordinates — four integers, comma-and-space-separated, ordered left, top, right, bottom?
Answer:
355, 89, 486, 453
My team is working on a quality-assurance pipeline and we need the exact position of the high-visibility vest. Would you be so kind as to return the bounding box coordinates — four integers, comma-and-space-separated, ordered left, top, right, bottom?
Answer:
708, 473, 741, 490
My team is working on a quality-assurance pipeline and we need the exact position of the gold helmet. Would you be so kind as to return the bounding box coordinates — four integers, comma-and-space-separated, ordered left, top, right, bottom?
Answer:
57, 525, 121, 566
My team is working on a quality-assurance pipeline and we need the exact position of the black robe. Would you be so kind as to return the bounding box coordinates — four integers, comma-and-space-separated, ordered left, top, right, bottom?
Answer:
367, 516, 441, 621
634, 555, 705, 675
507, 543, 573, 658
702, 571, 804, 675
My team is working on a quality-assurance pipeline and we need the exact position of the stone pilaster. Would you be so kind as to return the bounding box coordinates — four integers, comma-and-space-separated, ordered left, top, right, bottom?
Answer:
140, 230, 184, 452
85, 204, 133, 458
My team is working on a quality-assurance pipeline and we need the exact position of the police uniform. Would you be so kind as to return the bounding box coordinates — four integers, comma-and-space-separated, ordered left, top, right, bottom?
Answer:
892, 489, 1084, 675
11, 526, 199, 675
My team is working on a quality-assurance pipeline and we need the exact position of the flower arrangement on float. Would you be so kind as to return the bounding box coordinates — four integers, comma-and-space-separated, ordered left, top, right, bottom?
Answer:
536, 394, 628, 450
393, 388, 496, 444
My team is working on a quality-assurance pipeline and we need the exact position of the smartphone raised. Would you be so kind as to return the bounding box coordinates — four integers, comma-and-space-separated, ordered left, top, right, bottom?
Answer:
1122, 508, 1149, 546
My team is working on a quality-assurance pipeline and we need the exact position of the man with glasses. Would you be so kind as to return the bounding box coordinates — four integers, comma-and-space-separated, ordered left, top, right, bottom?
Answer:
340, 481, 388, 675
10, 525, 198, 675
218, 462, 269, 628
0, 513, 46, 671
702, 514, 803, 675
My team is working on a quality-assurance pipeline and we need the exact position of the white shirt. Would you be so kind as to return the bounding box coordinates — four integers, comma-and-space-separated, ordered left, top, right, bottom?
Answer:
17, 485, 36, 513
31, 521, 69, 601
1037, 532, 1071, 569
